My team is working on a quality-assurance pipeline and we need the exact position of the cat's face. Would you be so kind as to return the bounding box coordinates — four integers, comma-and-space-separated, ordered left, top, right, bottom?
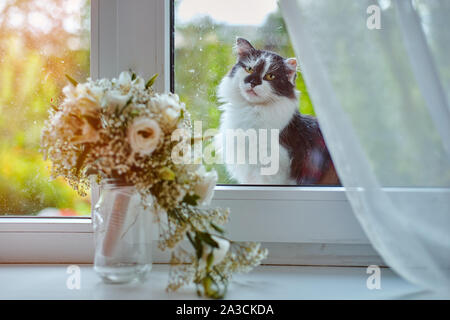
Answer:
222, 38, 298, 105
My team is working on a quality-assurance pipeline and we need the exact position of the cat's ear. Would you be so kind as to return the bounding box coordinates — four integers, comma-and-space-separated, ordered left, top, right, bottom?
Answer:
285, 58, 298, 85
235, 37, 255, 58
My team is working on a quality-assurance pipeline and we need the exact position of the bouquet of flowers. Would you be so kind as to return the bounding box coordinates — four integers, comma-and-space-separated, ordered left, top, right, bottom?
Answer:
41, 71, 267, 298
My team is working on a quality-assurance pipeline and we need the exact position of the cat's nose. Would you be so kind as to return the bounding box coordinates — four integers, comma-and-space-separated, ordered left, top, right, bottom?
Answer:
249, 79, 261, 88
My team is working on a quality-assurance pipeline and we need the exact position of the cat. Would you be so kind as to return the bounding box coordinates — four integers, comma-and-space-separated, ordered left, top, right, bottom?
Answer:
216, 37, 339, 185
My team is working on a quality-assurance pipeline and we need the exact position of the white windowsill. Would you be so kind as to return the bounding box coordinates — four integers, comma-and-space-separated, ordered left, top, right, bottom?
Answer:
0, 264, 445, 300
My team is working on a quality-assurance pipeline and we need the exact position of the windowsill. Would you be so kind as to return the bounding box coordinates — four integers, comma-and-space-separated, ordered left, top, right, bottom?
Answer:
0, 264, 445, 300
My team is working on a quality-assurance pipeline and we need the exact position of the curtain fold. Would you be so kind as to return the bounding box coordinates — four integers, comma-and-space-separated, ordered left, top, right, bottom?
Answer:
280, 0, 450, 295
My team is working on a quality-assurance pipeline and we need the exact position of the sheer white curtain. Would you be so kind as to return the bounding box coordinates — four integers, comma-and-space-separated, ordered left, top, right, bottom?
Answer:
280, 0, 450, 295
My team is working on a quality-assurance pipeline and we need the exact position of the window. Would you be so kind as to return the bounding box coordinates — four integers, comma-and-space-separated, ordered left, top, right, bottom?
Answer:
0, 0, 91, 217
0, 0, 365, 264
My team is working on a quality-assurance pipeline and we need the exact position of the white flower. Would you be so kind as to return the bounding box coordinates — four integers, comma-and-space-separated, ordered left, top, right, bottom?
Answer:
58, 83, 102, 144
103, 89, 130, 108
117, 71, 132, 93
194, 167, 217, 206
200, 236, 230, 268
163, 107, 180, 128
53, 111, 99, 144
128, 117, 162, 156
147, 93, 185, 132
153, 93, 185, 112
97, 78, 112, 89
62, 83, 102, 114
132, 76, 146, 91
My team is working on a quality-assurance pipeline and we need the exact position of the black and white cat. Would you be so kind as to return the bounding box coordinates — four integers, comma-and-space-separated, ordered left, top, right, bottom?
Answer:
217, 38, 339, 185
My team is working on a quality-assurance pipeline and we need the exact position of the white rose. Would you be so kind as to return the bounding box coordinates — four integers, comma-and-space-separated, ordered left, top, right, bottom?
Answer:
128, 117, 162, 156
200, 236, 230, 268
194, 167, 217, 206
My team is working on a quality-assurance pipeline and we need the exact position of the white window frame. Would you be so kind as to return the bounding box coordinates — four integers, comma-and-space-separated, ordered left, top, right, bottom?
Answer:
0, 0, 372, 265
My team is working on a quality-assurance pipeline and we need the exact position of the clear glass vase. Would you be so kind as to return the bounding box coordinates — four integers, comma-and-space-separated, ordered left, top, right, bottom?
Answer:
93, 179, 152, 283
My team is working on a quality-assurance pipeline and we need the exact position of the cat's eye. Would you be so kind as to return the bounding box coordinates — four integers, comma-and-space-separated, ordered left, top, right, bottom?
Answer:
264, 73, 275, 81
245, 66, 254, 73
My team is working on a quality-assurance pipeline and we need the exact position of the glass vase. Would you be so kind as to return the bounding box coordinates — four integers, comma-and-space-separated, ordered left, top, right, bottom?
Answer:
93, 179, 152, 283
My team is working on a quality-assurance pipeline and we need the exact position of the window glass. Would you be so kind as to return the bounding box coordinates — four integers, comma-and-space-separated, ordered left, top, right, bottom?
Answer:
175, 0, 338, 186
0, 0, 91, 216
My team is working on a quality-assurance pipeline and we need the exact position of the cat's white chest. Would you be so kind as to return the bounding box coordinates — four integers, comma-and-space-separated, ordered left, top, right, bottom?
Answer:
217, 102, 296, 185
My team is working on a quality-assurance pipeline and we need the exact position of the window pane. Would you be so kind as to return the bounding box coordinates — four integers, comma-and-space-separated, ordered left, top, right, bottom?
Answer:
0, 0, 91, 216
175, 0, 338, 185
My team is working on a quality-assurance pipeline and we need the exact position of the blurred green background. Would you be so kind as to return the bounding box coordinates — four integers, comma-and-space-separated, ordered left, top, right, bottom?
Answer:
0, 0, 91, 216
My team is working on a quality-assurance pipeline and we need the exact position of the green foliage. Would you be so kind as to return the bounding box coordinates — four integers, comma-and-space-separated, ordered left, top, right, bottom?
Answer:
0, 0, 91, 215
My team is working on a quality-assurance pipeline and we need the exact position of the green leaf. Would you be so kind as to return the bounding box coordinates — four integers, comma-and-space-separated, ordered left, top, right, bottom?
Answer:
197, 232, 219, 248
145, 73, 159, 89
210, 222, 225, 234
202, 276, 213, 297
202, 275, 225, 299
159, 167, 176, 181
118, 97, 133, 115
65, 74, 78, 87
182, 193, 200, 206
186, 231, 196, 248
206, 252, 214, 271
194, 233, 203, 260
129, 110, 141, 117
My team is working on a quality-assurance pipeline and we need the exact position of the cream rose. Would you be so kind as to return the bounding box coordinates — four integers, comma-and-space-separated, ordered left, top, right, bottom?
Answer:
56, 111, 99, 144
71, 117, 100, 144
62, 83, 102, 114
200, 236, 230, 268
193, 167, 218, 206
128, 117, 162, 156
